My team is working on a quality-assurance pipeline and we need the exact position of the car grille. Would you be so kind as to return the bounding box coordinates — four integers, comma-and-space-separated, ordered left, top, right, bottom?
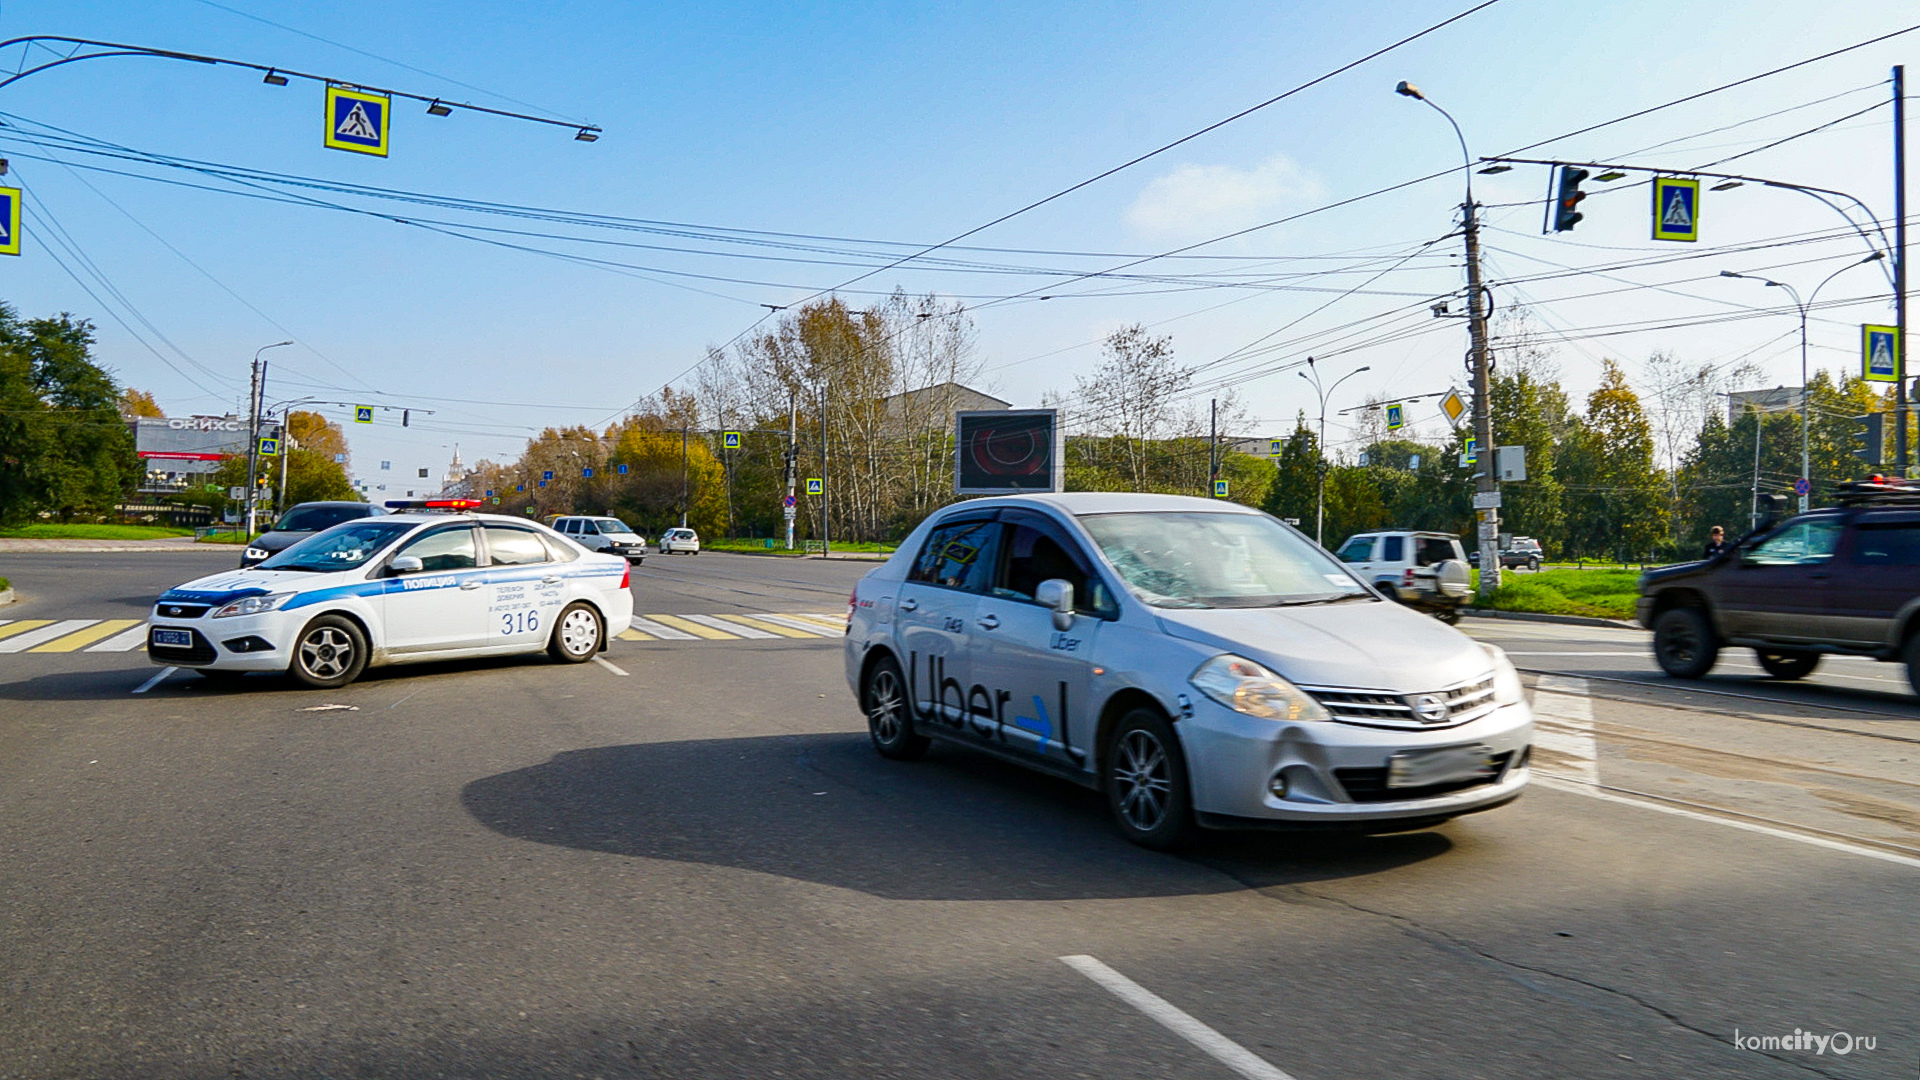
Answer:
1303, 675, 1497, 730
1335, 751, 1514, 803
154, 603, 210, 619
149, 627, 217, 665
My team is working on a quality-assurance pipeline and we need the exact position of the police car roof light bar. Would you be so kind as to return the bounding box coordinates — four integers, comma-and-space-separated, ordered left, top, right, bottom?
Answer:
383, 498, 482, 512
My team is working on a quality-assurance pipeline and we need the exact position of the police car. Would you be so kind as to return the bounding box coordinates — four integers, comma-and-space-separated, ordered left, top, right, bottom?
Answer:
148, 500, 634, 689
845, 493, 1533, 849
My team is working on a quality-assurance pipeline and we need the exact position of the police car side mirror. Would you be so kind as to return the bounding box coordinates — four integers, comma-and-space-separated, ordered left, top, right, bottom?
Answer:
1036, 579, 1075, 631
390, 555, 424, 574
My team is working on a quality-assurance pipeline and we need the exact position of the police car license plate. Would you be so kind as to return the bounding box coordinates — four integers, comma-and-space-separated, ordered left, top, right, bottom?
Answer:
1387, 744, 1496, 788
151, 628, 192, 647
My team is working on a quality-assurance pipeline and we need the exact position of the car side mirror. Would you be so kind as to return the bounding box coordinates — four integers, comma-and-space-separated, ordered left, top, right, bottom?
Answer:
390, 555, 424, 574
1036, 578, 1075, 631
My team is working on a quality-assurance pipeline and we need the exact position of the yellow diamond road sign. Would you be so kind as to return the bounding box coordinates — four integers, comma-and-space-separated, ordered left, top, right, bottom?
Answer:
1440, 390, 1466, 426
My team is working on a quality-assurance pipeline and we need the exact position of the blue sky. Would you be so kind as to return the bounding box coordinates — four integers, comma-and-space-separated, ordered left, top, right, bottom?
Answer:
1, 0, 1914, 486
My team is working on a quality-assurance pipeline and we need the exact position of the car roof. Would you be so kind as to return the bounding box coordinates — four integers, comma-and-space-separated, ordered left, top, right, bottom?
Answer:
377, 512, 560, 527
937, 491, 1262, 517
289, 500, 376, 510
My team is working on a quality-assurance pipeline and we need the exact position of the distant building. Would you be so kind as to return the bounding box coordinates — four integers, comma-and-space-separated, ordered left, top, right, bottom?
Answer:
438, 445, 476, 498
1726, 387, 1799, 423
130, 415, 248, 493
883, 382, 1010, 431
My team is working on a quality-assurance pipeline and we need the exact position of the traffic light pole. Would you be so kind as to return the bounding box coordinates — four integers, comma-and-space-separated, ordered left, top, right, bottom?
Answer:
243, 357, 262, 537
784, 395, 797, 551
1463, 197, 1501, 595
1895, 64, 1909, 473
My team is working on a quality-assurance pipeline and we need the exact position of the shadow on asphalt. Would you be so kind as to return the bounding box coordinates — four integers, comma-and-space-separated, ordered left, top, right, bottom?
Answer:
460, 733, 1453, 901
0, 651, 567, 701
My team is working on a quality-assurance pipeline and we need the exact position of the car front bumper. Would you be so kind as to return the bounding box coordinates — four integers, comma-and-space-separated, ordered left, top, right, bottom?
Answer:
148, 611, 294, 671
1180, 696, 1533, 827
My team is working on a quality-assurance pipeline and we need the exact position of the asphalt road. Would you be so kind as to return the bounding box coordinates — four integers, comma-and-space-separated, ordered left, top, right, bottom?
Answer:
1, 552, 1914, 1078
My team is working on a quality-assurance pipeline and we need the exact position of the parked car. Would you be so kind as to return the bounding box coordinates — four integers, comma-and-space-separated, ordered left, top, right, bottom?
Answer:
242, 501, 383, 567
551, 515, 646, 563
1467, 536, 1543, 571
658, 527, 701, 555
1334, 530, 1473, 623
1637, 480, 1920, 691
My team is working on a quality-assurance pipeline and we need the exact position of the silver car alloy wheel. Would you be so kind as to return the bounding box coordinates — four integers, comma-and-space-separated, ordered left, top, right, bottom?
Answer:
867, 667, 905, 742
1113, 729, 1172, 832
299, 626, 354, 679
560, 607, 600, 656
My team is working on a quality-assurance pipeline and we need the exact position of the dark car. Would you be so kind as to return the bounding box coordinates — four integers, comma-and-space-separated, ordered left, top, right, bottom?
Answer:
241, 501, 383, 567
1637, 483, 1920, 691
1467, 536, 1543, 571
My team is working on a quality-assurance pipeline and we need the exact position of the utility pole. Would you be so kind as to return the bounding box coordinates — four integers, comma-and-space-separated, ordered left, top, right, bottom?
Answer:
819, 381, 830, 556
680, 424, 689, 527
241, 340, 291, 536
277, 425, 292, 518
1208, 398, 1219, 497
1463, 194, 1500, 594
1896, 64, 1910, 473
784, 394, 797, 551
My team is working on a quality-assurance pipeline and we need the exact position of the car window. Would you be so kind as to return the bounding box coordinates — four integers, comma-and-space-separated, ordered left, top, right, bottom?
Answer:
260, 521, 413, 573
395, 526, 477, 572
1078, 511, 1369, 609
1852, 524, 1920, 565
1381, 535, 1404, 563
578, 520, 599, 535
274, 505, 369, 532
991, 513, 1117, 617
1745, 519, 1845, 566
484, 526, 550, 566
538, 531, 580, 562
907, 518, 1000, 592
556, 519, 576, 534
1335, 537, 1374, 563
594, 518, 634, 536
1416, 537, 1456, 566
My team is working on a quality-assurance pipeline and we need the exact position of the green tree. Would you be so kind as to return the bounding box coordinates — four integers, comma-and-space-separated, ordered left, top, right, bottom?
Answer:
1489, 367, 1570, 555
1560, 360, 1667, 560
1260, 416, 1320, 526
0, 306, 137, 522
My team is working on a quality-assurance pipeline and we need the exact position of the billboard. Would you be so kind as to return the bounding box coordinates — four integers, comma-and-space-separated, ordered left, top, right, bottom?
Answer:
954, 409, 1062, 495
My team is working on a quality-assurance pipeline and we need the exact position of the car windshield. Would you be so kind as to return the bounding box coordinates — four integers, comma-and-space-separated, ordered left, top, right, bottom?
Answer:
1334, 537, 1373, 563
259, 521, 415, 573
594, 517, 637, 536
273, 505, 368, 532
1078, 511, 1370, 608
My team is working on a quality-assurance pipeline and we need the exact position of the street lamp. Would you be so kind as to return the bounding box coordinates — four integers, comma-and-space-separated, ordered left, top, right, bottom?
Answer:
1396, 78, 1501, 594
243, 340, 294, 537
1298, 359, 1371, 546
1721, 251, 1885, 511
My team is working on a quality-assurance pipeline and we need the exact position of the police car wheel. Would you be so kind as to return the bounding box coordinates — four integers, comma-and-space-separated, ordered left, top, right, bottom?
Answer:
863, 656, 928, 761
548, 603, 603, 663
289, 615, 367, 689
1105, 709, 1194, 851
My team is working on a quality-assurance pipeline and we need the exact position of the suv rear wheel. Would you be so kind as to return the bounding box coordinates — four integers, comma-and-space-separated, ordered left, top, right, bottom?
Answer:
1653, 607, 1718, 679
1755, 649, 1819, 680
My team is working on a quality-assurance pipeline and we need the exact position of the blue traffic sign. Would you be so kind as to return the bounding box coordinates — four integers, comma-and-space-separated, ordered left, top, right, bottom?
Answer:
806, 478, 824, 495
1864, 324, 1900, 383
1213, 479, 1229, 498
325, 86, 390, 157
1463, 435, 1478, 463
1794, 477, 1810, 496
783, 494, 797, 508
616, 463, 629, 475
582, 467, 593, 478
1652, 176, 1699, 242
542, 470, 554, 481
0, 186, 19, 257
1385, 403, 1405, 431
723, 431, 742, 449
257, 436, 280, 457
354, 405, 374, 424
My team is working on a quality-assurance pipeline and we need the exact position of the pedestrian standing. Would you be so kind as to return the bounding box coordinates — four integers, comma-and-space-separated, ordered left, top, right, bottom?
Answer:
1702, 525, 1729, 560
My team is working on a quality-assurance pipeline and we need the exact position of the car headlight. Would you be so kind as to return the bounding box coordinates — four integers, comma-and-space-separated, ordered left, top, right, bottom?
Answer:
1189, 654, 1331, 722
211, 592, 293, 618
243, 547, 270, 561
1481, 643, 1525, 706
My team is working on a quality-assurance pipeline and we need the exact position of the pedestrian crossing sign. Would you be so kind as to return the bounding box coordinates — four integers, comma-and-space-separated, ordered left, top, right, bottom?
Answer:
1213, 479, 1229, 498
1386, 402, 1405, 431
325, 85, 390, 157
1651, 176, 1699, 242
354, 405, 374, 423
582, 467, 594, 478
257, 436, 280, 457
1863, 324, 1900, 383
1268, 438, 1284, 456
723, 431, 741, 449
617, 463, 629, 475
0, 186, 19, 256
807, 478, 824, 495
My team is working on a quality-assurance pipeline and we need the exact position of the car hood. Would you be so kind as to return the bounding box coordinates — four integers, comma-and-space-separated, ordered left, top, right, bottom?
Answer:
1151, 600, 1493, 692
159, 567, 350, 605
251, 530, 311, 552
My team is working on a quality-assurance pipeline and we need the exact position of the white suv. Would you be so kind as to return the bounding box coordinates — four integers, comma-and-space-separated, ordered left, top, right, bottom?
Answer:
552, 516, 646, 563
1334, 530, 1473, 622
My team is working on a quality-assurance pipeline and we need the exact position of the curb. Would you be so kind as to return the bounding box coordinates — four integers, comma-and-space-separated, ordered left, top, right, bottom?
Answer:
1462, 608, 1640, 631
0, 587, 13, 606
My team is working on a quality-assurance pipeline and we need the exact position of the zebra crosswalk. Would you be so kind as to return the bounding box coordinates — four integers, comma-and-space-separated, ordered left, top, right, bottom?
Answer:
0, 611, 843, 659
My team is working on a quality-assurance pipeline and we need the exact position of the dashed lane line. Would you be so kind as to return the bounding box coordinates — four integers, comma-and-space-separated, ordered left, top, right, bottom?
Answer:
1060, 955, 1296, 1080
593, 656, 630, 677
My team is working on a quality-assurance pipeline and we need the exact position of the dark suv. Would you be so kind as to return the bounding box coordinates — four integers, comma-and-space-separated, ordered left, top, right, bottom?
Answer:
1638, 485, 1920, 691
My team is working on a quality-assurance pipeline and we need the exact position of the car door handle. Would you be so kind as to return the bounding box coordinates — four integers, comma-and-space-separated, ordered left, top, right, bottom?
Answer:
542, 574, 560, 584
460, 580, 483, 590
976, 614, 999, 630
898, 598, 918, 612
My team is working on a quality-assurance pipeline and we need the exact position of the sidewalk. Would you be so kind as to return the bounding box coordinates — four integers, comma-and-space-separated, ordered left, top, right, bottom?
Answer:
0, 537, 222, 553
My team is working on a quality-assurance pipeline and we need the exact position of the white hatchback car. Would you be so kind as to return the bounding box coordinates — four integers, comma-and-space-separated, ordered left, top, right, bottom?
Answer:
148, 501, 634, 688
657, 527, 701, 555
845, 493, 1533, 849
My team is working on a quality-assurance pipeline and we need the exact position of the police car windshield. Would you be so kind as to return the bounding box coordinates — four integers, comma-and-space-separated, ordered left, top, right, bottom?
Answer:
259, 521, 415, 572
1079, 511, 1369, 609
593, 518, 636, 536
274, 505, 368, 533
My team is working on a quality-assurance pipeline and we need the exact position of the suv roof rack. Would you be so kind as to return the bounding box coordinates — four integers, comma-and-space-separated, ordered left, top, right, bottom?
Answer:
1833, 478, 1920, 508
383, 498, 482, 513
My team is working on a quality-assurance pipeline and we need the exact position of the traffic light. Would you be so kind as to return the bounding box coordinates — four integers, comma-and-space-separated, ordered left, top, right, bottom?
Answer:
1552, 166, 1589, 232
1852, 412, 1884, 466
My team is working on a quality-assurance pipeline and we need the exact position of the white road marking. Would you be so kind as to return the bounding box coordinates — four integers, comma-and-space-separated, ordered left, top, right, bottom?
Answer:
679, 614, 778, 639
1535, 777, 1920, 871
1529, 674, 1599, 785
86, 622, 150, 652
746, 613, 836, 636
131, 667, 177, 694
0, 619, 96, 653
625, 616, 699, 640
1060, 955, 1296, 1080
1504, 651, 1644, 657
593, 656, 630, 677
